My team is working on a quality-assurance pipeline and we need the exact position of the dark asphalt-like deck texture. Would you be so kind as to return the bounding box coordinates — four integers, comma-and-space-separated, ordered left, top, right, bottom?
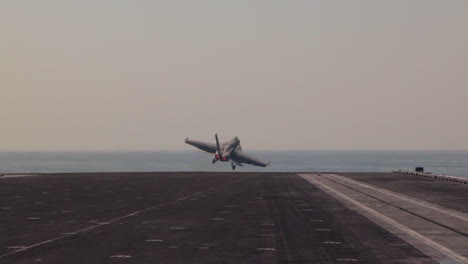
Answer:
340, 172, 468, 214
0, 172, 440, 263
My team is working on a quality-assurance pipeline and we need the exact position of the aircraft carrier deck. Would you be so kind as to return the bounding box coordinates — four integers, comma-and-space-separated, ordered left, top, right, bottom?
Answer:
0, 172, 467, 264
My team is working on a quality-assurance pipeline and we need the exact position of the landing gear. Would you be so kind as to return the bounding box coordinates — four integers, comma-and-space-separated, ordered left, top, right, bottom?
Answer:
212, 158, 217, 164
231, 163, 236, 170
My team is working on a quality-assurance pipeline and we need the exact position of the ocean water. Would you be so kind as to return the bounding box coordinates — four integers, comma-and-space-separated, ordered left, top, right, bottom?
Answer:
0, 151, 467, 178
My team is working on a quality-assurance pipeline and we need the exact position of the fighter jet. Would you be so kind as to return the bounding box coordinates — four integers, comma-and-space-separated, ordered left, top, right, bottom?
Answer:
185, 134, 270, 170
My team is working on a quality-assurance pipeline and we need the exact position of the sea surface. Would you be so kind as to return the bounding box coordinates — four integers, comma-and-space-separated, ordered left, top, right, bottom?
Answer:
0, 151, 467, 178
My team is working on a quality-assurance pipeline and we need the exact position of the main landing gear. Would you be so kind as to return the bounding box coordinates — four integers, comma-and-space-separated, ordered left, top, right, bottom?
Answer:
231, 163, 236, 170
212, 158, 217, 164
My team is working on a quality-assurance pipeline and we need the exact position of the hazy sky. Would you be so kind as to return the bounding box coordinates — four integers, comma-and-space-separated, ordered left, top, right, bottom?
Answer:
1, 1, 467, 151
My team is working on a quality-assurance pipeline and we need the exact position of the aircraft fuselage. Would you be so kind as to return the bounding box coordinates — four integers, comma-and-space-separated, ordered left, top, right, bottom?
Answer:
186, 134, 269, 170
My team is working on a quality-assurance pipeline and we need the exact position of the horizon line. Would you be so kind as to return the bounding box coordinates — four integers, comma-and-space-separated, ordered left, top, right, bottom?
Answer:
1, 149, 468, 152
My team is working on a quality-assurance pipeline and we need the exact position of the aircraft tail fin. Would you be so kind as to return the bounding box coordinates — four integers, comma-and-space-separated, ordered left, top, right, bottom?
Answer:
215, 134, 221, 155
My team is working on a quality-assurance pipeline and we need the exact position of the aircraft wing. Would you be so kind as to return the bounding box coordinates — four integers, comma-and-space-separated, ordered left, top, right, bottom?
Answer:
185, 138, 217, 153
231, 150, 270, 167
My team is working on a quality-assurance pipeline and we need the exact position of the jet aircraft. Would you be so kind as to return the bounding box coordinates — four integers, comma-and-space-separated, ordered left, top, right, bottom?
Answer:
185, 134, 270, 170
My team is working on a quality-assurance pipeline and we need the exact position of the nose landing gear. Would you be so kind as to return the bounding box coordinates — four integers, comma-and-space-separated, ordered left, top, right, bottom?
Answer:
231, 163, 236, 170
212, 158, 218, 164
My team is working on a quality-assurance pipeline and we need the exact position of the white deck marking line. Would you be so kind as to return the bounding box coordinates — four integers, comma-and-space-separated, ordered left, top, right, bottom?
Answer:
0, 174, 38, 179
323, 241, 341, 244
145, 239, 163, 242
325, 174, 468, 223
170, 227, 185, 230
7, 246, 27, 249
109, 255, 131, 258
299, 174, 468, 264
0, 177, 247, 260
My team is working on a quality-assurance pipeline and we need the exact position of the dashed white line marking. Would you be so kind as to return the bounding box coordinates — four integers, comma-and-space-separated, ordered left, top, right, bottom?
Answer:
260, 234, 277, 237
210, 218, 224, 221
323, 241, 341, 244
27, 217, 40, 220
271, 195, 293, 263
256, 248, 276, 251
145, 239, 163, 242
0, 178, 247, 260
315, 229, 331, 232
109, 255, 131, 258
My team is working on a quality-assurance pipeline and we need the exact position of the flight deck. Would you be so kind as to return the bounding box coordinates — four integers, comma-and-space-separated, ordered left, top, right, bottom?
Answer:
0, 172, 466, 264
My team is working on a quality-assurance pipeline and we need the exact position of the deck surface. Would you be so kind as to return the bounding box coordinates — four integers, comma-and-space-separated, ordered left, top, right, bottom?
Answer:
1, 172, 466, 263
